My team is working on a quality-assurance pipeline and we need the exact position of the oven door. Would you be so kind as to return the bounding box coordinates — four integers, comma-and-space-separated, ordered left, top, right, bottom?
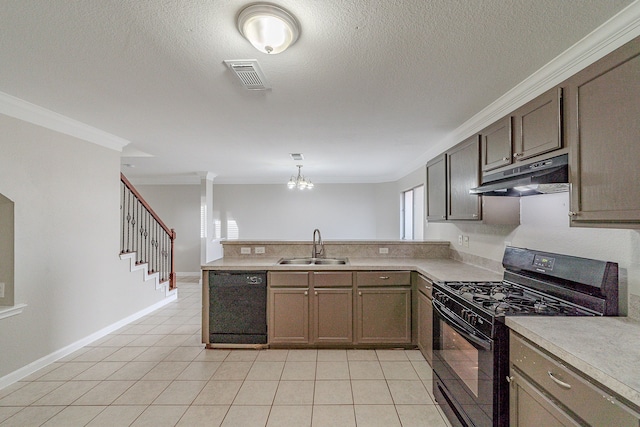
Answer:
432, 300, 498, 427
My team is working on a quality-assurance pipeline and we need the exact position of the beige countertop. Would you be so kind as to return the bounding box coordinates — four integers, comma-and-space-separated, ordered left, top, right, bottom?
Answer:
506, 316, 640, 409
201, 257, 503, 283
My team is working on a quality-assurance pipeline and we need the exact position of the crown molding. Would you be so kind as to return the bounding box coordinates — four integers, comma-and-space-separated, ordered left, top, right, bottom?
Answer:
0, 91, 129, 151
398, 0, 640, 180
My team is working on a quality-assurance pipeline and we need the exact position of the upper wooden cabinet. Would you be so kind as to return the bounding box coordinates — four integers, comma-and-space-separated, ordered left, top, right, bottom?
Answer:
447, 135, 481, 220
426, 154, 447, 221
480, 116, 512, 172
565, 36, 640, 227
513, 87, 563, 162
480, 87, 562, 174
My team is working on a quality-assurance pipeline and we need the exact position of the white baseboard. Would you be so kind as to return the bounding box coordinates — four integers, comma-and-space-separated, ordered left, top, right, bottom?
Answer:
0, 292, 177, 391
176, 272, 201, 277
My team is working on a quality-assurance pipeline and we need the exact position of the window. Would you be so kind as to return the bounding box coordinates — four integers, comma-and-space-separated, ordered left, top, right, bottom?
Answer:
401, 185, 424, 240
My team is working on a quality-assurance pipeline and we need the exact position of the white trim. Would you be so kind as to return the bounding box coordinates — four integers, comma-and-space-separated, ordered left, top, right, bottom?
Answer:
0, 304, 27, 321
402, 1, 640, 179
0, 91, 130, 152
0, 294, 176, 390
119, 252, 176, 296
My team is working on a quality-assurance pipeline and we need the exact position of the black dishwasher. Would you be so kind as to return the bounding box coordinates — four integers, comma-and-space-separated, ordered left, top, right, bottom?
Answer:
209, 271, 267, 344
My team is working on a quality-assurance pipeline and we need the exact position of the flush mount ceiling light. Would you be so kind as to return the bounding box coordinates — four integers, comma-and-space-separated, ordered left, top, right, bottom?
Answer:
237, 3, 300, 54
287, 165, 313, 190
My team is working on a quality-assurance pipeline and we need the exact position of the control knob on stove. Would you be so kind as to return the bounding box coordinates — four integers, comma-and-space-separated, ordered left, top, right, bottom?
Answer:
462, 309, 478, 325
437, 294, 449, 304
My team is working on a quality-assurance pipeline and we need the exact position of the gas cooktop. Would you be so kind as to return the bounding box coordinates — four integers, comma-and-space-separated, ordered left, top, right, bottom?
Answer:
438, 280, 597, 316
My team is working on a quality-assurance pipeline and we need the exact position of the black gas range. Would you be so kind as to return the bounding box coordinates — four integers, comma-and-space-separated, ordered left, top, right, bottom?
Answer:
432, 246, 619, 427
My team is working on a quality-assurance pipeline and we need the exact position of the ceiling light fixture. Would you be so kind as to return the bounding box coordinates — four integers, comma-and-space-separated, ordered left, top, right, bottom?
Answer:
237, 3, 300, 54
287, 165, 313, 190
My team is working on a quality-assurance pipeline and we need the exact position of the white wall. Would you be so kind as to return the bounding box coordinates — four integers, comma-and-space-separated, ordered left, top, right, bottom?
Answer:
0, 114, 168, 381
135, 184, 201, 273
423, 192, 640, 309
212, 183, 399, 240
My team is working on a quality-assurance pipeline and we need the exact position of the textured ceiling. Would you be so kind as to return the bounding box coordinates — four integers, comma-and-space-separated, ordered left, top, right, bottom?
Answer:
0, 0, 634, 183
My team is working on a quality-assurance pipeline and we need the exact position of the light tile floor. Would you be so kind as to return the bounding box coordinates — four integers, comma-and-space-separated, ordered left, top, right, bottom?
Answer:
0, 278, 452, 427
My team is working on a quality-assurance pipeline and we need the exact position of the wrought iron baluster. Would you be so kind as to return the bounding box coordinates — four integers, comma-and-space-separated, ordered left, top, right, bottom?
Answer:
120, 174, 177, 290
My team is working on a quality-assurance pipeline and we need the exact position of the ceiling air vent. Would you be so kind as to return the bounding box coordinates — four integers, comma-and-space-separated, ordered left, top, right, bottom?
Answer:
223, 60, 271, 90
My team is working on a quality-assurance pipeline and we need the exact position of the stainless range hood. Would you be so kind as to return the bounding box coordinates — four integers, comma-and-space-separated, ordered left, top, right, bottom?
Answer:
470, 154, 569, 196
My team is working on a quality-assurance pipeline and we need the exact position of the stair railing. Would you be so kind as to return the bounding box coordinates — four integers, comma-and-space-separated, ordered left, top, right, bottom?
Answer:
120, 173, 176, 290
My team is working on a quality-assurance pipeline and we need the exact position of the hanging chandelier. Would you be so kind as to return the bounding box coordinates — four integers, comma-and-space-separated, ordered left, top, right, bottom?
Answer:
287, 165, 313, 190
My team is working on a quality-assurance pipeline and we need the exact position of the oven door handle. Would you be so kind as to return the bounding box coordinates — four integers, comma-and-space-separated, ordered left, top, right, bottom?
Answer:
433, 301, 492, 351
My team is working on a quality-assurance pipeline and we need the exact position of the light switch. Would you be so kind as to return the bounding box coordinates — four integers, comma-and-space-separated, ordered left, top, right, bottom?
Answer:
240, 247, 251, 255
379, 247, 389, 254
463, 236, 469, 248
254, 247, 265, 254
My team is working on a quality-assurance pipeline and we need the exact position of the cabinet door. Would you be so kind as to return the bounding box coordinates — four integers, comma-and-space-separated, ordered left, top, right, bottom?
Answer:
268, 288, 309, 344
480, 116, 512, 172
565, 37, 640, 225
356, 287, 411, 344
509, 369, 580, 427
513, 87, 562, 162
313, 288, 353, 344
447, 136, 481, 220
426, 154, 447, 221
417, 290, 433, 365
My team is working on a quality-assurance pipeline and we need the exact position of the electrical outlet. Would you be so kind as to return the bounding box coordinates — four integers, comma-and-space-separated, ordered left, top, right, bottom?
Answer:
458, 235, 463, 245
379, 247, 389, 254
0, 282, 4, 298
463, 235, 469, 248
254, 247, 265, 254
240, 247, 251, 255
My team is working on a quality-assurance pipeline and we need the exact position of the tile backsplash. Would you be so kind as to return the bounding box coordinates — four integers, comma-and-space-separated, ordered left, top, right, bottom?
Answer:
221, 240, 451, 260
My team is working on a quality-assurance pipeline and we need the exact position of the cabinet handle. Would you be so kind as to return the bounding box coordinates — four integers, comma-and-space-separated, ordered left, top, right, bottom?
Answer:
472, 214, 478, 218
547, 371, 572, 389
506, 376, 514, 384
379, 276, 390, 280
513, 152, 523, 159
568, 211, 578, 217
304, 291, 308, 296
358, 291, 362, 296
425, 285, 432, 290
314, 291, 318, 296
502, 157, 509, 161
441, 215, 446, 219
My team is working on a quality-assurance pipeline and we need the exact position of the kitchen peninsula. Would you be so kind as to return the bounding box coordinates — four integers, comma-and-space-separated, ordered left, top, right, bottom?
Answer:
202, 239, 640, 420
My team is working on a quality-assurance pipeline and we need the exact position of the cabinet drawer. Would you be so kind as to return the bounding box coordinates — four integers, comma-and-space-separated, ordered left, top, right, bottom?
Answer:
416, 274, 433, 298
356, 271, 410, 286
510, 333, 640, 426
269, 272, 309, 287
313, 271, 353, 287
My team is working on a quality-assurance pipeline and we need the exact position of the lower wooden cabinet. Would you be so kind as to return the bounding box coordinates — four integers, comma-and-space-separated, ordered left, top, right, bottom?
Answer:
356, 287, 411, 344
416, 275, 433, 365
509, 368, 580, 427
313, 287, 353, 344
268, 271, 353, 345
269, 270, 413, 347
509, 332, 640, 427
268, 272, 310, 344
355, 271, 412, 345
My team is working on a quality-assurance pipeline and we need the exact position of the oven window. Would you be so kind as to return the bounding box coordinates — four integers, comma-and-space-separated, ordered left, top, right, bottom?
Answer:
440, 321, 479, 397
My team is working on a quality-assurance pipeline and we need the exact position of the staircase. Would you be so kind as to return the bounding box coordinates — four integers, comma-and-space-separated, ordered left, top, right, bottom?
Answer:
120, 173, 176, 294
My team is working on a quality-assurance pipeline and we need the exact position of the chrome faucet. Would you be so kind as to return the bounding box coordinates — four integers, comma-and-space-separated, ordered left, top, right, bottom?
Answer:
312, 228, 324, 258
